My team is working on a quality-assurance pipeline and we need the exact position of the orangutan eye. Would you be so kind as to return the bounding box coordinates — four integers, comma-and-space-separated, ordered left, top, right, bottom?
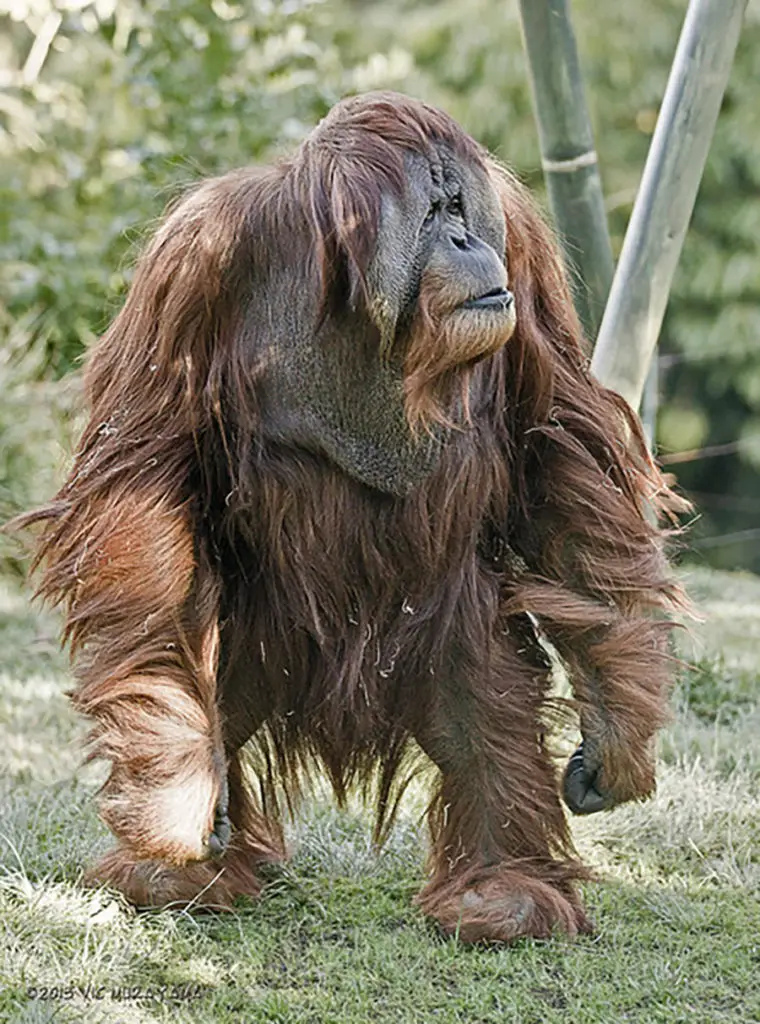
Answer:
448, 195, 463, 217
423, 200, 441, 226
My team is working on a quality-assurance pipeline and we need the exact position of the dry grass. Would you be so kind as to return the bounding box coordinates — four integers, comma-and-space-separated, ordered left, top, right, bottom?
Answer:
1, 567, 758, 1023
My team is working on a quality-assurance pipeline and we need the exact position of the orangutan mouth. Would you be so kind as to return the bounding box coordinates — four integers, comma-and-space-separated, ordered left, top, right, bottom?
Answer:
461, 288, 514, 311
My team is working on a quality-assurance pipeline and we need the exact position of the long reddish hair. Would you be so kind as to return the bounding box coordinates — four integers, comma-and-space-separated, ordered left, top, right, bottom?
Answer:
17, 93, 686, 926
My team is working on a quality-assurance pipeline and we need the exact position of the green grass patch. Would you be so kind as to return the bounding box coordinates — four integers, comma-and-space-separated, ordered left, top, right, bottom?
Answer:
1, 569, 759, 1023
676, 654, 757, 725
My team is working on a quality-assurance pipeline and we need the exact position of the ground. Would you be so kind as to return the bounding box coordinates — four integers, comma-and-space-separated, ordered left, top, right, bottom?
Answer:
0, 565, 758, 1024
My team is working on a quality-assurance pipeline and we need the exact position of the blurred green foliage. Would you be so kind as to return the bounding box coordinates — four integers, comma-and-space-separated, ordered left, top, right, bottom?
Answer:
2, 0, 760, 570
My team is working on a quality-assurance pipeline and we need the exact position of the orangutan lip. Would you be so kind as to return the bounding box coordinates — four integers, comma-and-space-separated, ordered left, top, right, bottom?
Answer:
461, 288, 514, 311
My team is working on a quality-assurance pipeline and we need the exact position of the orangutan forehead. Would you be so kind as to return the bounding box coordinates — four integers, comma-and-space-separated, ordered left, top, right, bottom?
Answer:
406, 144, 481, 190
427, 145, 470, 190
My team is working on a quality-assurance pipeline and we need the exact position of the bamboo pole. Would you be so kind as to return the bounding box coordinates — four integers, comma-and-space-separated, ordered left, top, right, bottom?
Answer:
517, 0, 614, 340
590, 0, 747, 410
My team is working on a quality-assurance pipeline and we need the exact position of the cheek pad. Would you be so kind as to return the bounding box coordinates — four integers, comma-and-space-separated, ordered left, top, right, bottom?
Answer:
364, 190, 426, 336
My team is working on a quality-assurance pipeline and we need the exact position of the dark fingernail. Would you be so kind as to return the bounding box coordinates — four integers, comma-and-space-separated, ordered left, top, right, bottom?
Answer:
207, 832, 225, 857
207, 813, 231, 857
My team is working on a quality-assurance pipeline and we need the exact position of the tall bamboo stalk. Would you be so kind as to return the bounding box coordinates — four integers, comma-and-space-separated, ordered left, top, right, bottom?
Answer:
517, 0, 614, 340
590, 0, 747, 410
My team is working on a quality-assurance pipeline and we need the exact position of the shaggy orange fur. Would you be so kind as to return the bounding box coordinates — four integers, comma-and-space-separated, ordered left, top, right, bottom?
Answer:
21, 92, 685, 941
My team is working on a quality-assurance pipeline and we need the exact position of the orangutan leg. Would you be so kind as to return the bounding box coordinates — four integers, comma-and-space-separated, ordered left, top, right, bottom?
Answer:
87, 635, 286, 908
413, 628, 592, 943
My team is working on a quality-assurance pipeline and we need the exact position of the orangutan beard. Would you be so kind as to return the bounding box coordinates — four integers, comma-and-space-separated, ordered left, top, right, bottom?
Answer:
402, 267, 516, 436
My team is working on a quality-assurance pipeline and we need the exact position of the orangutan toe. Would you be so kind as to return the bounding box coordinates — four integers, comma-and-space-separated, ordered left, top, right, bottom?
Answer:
460, 888, 537, 938
417, 868, 593, 944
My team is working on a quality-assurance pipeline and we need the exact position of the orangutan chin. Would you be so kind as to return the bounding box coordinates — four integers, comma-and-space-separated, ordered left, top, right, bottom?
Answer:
23, 92, 683, 942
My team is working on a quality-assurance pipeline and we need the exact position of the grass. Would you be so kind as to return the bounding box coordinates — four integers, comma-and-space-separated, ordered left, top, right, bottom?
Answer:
1, 566, 759, 1023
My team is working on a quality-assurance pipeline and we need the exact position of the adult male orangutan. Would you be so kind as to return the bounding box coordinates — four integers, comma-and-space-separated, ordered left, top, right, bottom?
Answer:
24, 92, 683, 943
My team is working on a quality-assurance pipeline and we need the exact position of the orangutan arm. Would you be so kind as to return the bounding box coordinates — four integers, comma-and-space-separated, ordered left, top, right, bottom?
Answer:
505, 400, 684, 813
27, 477, 229, 862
